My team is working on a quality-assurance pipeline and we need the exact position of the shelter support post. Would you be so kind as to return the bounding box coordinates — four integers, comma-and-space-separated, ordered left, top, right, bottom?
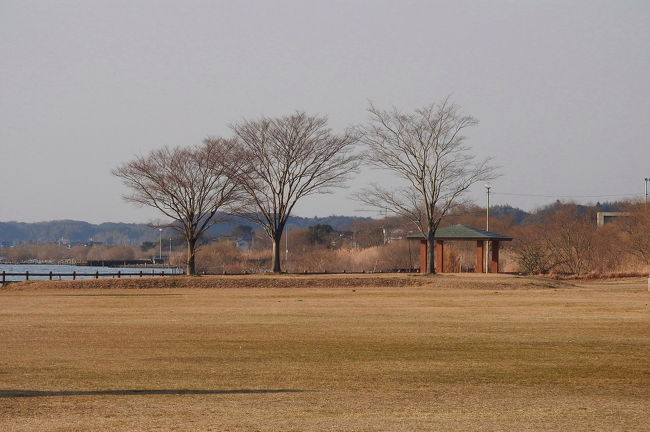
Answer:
491, 240, 500, 273
435, 240, 444, 273
476, 241, 484, 273
419, 240, 427, 274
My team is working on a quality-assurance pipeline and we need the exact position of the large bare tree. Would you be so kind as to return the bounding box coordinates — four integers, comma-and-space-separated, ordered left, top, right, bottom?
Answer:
231, 112, 360, 273
357, 98, 495, 273
113, 138, 241, 275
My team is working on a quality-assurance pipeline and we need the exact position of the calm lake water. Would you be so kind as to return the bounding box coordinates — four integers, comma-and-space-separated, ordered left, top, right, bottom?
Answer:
0, 264, 183, 282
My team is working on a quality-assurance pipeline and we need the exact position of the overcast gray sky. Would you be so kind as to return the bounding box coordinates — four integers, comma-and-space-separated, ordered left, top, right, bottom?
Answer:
1, 0, 649, 223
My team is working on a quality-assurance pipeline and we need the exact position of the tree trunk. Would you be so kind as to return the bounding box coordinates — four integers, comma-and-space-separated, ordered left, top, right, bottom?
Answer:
186, 238, 197, 275
427, 233, 436, 274
271, 235, 282, 273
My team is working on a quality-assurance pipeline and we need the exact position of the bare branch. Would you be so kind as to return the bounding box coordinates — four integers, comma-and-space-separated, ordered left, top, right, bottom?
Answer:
231, 112, 361, 272
112, 138, 241, 274
357, 99, 497, 273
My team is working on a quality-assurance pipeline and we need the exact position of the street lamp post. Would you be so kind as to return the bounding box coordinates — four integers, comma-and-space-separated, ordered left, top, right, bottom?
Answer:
158, 228, 163, 264
645, 178, 649, 211
485, 184, 491, 273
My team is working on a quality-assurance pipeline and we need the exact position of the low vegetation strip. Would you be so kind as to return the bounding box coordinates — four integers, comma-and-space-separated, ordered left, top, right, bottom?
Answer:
4, 273, 570, 290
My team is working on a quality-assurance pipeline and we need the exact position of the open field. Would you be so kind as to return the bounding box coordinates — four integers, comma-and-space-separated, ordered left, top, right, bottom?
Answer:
1, 274, 649, 431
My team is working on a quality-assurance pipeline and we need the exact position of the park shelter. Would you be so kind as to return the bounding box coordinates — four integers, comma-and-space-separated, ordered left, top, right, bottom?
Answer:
407, 224, 513, 273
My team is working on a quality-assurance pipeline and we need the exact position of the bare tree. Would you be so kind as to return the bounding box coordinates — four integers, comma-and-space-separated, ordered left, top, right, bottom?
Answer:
619, 207, 650, 265
231, 112, 360, 273
511, 224, 559, 274
112, 138, 241, 275
357, 98, 495, 273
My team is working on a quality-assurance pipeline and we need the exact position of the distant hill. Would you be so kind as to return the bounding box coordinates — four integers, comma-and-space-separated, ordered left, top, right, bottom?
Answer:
489, 205, 529, 225
0, 220, 158, 247
521, 200, 625, 225
2, 204, 551, 247
0, 215, 373, 247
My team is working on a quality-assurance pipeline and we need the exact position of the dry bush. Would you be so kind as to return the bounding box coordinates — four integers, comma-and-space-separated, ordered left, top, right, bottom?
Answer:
510, 206, 596, 274
169, 251, 187, 270
441, 241, 480, 272
375, 240, 417, 271
510, 225, 556, 274
0, 244, 145, 264
546, 206, 597, 274
2, 244, 74, 263
68, 246, 90, 261
172, 241, 270, 275
1, 246, 36, 263
195, 241, 247, 274
588, 223, 627, 272
333, 248, 376, 272
85, 245, 137, 261
509, 203, 650, 275
289, 247, 339, 273
31, 244, 68, 261
239, 249, 272, 273
616, 208, 650, 269
287, 240, 415, 273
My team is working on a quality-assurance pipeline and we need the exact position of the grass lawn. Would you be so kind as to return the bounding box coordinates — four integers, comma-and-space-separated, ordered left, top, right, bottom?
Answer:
0, 275, 648, 431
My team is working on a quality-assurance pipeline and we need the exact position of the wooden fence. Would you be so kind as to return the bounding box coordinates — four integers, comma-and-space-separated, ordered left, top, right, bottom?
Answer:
1, 270, 182, 284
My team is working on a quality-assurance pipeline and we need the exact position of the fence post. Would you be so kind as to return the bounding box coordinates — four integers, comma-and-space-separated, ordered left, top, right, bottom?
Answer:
162, 271, 165, 276
73, 271, 76, 280
49, 271, 53, 280
2, 271, 5, 284
95, 271, 99, 279
117, 271, 121, 278
26, 271, 29, 281
140, 270, 143, 277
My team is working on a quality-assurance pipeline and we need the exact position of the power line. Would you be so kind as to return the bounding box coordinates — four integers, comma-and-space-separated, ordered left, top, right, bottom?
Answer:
493, 192, 644, 199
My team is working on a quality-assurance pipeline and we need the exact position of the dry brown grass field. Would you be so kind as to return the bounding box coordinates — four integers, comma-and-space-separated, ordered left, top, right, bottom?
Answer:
1, 274, 649, 431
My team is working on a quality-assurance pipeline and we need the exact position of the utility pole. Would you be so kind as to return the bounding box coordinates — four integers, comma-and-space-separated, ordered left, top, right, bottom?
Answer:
158, 227, 163, 263
485, 184, 491, 231
645, 178, 649, 211
485, 184, 491, 273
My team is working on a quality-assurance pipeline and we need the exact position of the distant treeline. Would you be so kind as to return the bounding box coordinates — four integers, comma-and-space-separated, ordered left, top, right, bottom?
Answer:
0, 202, 629, 247
1, 200, 646, 275
0, 214, 373, 247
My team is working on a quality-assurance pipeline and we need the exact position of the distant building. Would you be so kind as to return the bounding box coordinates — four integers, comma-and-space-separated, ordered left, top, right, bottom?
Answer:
596, 212, 630, 227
